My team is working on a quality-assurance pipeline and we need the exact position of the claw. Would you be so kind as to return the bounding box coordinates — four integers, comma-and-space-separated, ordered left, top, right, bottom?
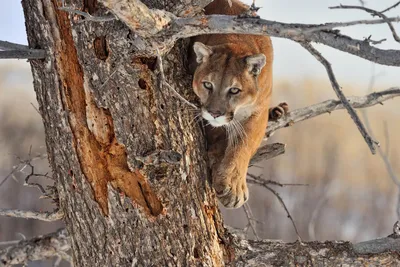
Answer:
216, 186, 231, 197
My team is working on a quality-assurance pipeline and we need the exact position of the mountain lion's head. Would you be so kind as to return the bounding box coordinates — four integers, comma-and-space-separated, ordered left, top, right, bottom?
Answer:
192, 42, 267, 127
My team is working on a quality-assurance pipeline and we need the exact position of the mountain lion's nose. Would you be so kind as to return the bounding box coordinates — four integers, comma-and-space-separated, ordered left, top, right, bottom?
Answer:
208, 110, 223, 118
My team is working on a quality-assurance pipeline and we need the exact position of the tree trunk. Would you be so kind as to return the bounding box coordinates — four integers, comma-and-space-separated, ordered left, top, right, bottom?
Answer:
22, 0, 228, 266
20, 0, 400, 266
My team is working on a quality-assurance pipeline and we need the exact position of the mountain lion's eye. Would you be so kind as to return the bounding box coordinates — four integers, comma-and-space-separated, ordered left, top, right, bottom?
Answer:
203, 82, 213, 90
229, 87, 241, 95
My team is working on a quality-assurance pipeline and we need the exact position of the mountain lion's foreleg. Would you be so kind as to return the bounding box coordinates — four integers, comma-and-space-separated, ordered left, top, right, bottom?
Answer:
212, 111, 269, 208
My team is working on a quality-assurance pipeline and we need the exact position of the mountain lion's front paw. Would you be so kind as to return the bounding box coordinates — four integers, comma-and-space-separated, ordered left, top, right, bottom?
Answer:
213, 166, 249, 209
268, 102, 289, 121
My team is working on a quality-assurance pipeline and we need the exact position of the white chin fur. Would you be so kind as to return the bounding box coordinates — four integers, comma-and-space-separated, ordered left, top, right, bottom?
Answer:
202, 110, 229, 127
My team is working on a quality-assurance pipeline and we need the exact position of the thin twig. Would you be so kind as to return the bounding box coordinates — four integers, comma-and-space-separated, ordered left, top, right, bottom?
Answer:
30, 103, 41, 116
0, 209, 64, 222
247, 173, 309, 187
361, 103, 400, 217
53, 255, 62, 267
381, 1, 400, 13
243, 203, 260, 240
330, 4, 400, 43
155, 47, 198, 109
300, 42, 379, 154
308, 179, 335, 240
303, 16, 400, 34
247, 176, 302, 241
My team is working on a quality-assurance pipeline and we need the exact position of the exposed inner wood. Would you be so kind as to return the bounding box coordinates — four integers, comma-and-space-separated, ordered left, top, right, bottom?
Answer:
51, 0, 162, 216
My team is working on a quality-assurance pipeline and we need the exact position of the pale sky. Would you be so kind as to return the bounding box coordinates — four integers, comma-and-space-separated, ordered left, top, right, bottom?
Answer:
1, 0, 399, 89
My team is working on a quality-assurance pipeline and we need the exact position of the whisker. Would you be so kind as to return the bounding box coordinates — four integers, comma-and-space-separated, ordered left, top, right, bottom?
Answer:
230, 121, 240, 148
189, 113, 202, 127
236, 119, 248, 148
232, 119, 246, 147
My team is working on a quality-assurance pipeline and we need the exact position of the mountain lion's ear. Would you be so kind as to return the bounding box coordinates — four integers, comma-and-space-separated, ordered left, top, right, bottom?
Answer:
193, 42, 213, 63
246, 54, 266, 76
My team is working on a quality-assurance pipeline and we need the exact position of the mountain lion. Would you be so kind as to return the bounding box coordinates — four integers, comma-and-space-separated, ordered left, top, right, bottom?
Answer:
190, 0, 282, 208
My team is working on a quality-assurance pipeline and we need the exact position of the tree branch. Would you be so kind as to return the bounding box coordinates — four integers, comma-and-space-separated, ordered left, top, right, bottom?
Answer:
381, 1, 400, 13
330, 4, 400, 43
94, 0, 400, 66
0, 40, 46, 59
0, 50, 46, 60
301, 42, 378, 154
0, 229, 70, 267
2, 226, 399, 266
232, 235, 400, 266
0, 41, 31, 51
250, 143, 285, 165
0, 209, 63, 222
247, 175, 302, 241
266, 87, 400, 136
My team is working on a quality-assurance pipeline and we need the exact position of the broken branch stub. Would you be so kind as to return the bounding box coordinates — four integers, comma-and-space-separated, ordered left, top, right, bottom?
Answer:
99, 0, 175, 38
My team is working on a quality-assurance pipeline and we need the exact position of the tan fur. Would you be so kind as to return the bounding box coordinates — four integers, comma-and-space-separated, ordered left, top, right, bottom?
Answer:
190, 0, 273, 208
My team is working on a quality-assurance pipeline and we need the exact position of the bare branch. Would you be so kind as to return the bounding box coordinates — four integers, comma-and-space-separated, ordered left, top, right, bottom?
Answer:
381, 1, 400, 13
0, 229, 70, 267
247, 174, 308, 187
359, 73, 400, 217
0, 41, 31, 51
242, 203, 260, 240
330, 4, 400, 43
0, 40, 46, 59
0, 209, 64, 222
163, 15, 400, 66
303, 16, 400, 33
98, 0, 175, 38
250, 143, 285, 165
233, 235, 400, 265
247, 175, 302, 241
266, 87, 400, 136
0, 50, 46, 59
22, 161, 52, 194
95, 0, 400, 66
301, 42, 378, 154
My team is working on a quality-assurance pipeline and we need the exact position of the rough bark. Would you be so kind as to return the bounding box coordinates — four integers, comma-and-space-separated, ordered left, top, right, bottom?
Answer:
20, 0, 400, 266
22, 0, 227, 266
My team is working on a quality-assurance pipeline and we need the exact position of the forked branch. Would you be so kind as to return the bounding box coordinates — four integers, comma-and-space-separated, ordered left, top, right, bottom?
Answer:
330, 3, 400, 43
301, 42, 379, 154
